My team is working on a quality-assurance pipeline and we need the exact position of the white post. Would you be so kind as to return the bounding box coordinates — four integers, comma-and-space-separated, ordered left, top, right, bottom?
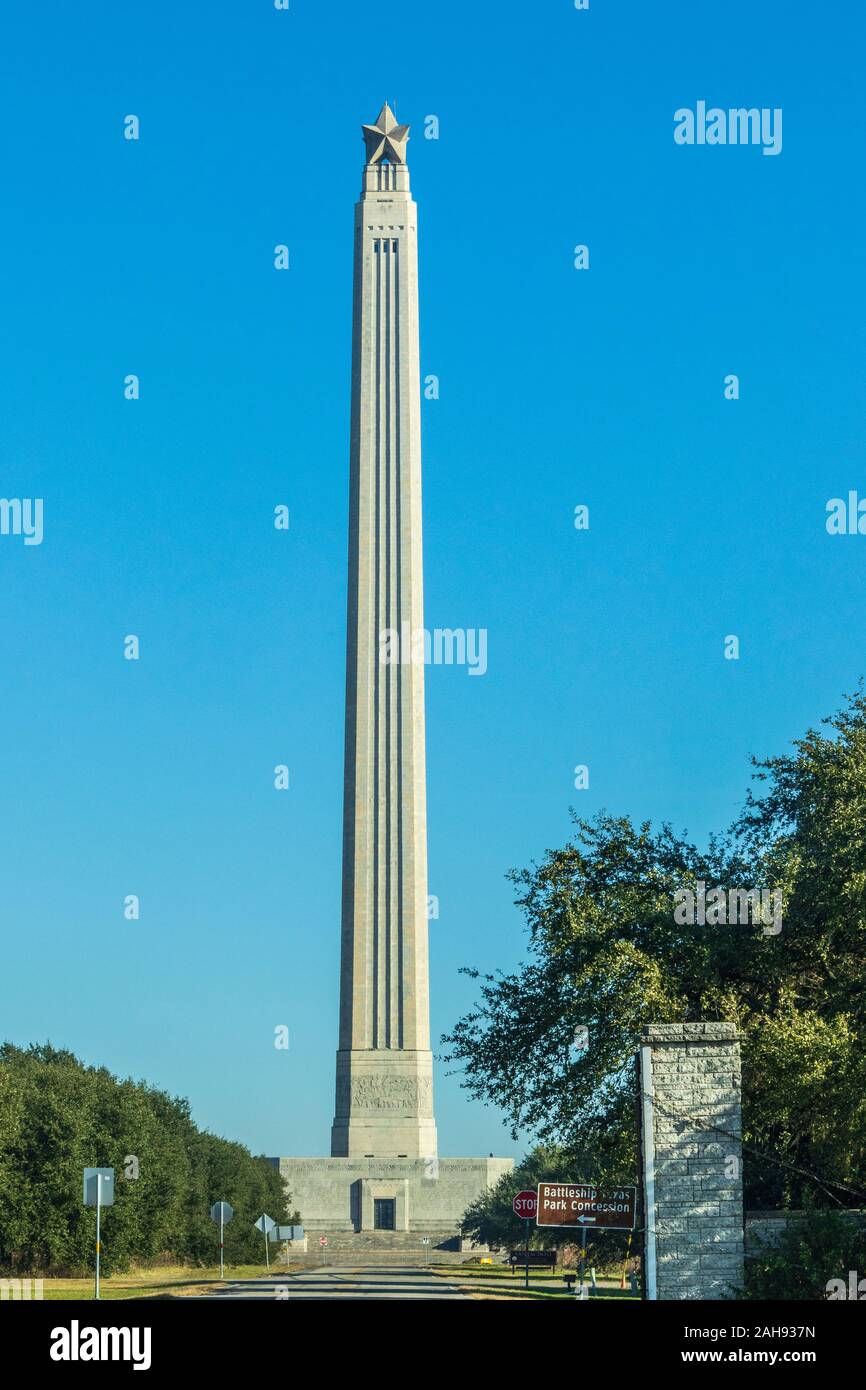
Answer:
640, 1043, 657, 1300
95, 1174, 102, 1301
219, 1208, 224, 1281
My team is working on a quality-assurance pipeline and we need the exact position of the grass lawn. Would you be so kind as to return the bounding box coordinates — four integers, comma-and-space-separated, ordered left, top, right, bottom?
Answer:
12, 1264, 280, 1301
431, 1263, 640, 1302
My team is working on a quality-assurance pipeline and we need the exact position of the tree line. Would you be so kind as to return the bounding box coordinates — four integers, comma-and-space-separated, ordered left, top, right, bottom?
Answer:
0, 1043, 292, 1274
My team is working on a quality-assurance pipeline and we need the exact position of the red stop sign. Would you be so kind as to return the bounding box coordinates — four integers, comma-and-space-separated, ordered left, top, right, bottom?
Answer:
512, 1189, 538, 1219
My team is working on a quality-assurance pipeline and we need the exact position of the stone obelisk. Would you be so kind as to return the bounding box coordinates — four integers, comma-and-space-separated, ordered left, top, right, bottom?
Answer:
276, 110, 511, 1236
330, 103, 438, 1161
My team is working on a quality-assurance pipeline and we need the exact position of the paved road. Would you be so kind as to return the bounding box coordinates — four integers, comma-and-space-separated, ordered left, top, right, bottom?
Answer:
203, 1265, 469, 1301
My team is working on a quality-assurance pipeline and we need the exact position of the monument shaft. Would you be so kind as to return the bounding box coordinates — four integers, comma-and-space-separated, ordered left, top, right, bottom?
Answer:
331, 109, 437, 1160
278, 110, 511, 1233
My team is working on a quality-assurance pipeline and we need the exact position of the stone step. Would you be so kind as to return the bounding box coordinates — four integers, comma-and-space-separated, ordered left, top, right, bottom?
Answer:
300, 1231, 461, 1253
285, 1250, 498, 1270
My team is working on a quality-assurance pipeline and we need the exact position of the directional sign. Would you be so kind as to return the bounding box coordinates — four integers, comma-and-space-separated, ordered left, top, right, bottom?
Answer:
512, 1189, 538, 1220
255, 1214, 276, 1235
83, 1168, 115, 1207
209, 1202, 234, 1225
270, 1225, 304, 1241
536, 1183, 636, 1230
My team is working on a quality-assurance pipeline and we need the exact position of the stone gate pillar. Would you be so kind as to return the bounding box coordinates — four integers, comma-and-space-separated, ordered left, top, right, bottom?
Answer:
639, 1023, 744, 1300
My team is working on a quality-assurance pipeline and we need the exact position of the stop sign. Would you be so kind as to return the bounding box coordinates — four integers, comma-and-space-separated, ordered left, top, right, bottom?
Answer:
512, 1189, 538, 1220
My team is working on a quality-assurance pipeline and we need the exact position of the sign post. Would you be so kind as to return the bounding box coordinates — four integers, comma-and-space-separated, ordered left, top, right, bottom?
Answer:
512, 1189, 538, 1291
270, 1225, 304, 1267
83, 1168, 115, 1302
535, 1183, 635, 1299
254, 1214, 276, 1269
96, 1176, 102, 1300
209, 1201, 234, 1280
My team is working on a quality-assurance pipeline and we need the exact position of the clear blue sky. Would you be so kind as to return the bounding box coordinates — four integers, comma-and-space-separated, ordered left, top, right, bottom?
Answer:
1, 1, 864, 1160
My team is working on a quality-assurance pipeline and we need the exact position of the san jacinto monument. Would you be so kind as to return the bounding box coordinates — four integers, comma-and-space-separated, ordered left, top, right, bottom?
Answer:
276, 105, 512, 1245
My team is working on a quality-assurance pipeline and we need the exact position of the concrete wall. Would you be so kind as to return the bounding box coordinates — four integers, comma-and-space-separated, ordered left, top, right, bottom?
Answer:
276, 1156, 513, 1237
640, 1023, 744, 1300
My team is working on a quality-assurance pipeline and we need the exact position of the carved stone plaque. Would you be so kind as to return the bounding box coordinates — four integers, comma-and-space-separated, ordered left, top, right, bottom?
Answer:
350, 1074, 432, 1114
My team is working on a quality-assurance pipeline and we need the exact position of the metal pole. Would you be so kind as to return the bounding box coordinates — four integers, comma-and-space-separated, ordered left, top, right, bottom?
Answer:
524, 1217, 530, 1291
621, 1231, 633, 1289
220, 1208, 224, 1281
579, 1226, 588, 1295
95, 1175, 102, 1300
264, 1228, 270, 1271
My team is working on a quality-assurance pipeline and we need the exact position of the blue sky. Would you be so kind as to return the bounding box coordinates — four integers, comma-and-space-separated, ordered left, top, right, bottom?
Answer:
1, 0, 864, 1161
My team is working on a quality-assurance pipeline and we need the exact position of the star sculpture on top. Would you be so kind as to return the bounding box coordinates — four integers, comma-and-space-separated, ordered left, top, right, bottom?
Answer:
362, 102, 410, 165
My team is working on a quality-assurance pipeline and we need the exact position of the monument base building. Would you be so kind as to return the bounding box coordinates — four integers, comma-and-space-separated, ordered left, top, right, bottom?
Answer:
277, 1157, 513, 1248
276, 105, 512, 1247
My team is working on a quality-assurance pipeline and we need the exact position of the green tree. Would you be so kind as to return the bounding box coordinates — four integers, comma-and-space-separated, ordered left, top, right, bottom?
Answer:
736, 1207, 866, 1300
0, 1043, 291, 1273
443, 690, 866, 1212
460, 1147, 573, 1250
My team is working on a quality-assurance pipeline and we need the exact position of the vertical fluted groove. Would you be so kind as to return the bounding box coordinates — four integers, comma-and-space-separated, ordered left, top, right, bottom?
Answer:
394, 240, 404, 1049
376, 242, 383, 1047
384, 241, 393, 1049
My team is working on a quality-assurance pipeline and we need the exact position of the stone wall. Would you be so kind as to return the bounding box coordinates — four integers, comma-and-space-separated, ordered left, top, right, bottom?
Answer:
640, 1023, 744, 1300
275, 1156, 513, 1236
745, 1210, 866, 1255
745, 1210, 799, 1254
